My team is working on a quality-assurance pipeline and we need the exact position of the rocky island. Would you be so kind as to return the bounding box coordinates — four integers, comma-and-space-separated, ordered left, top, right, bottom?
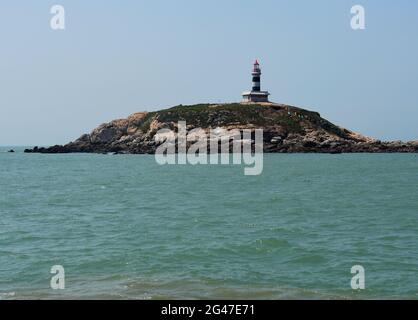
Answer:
24, 102, 418, 154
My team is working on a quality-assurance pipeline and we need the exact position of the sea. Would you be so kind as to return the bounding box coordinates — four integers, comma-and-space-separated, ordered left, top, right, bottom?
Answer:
1, 147, 418, 299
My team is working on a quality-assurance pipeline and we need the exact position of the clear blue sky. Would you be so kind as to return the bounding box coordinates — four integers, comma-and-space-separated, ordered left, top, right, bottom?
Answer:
1, 0, 417, 145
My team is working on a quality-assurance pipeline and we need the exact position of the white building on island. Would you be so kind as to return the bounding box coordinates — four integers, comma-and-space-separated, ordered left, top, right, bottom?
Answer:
242, 59, 270, 103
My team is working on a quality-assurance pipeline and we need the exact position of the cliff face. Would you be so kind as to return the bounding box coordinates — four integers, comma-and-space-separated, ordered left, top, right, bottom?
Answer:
25, 103, 418, 154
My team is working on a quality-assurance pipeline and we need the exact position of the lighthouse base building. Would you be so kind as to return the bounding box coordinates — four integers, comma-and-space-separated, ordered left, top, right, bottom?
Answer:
242, 91, 270, 103
242, 60, 270, 103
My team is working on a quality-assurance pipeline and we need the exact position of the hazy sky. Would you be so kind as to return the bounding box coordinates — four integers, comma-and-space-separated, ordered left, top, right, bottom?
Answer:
1, 0, 417, 145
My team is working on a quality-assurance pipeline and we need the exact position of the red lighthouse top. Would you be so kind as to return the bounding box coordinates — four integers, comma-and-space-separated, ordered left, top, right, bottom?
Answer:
253, 59, 260, 72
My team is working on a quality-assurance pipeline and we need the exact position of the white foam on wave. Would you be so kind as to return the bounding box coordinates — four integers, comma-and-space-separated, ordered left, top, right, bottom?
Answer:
0, 292, 16, 299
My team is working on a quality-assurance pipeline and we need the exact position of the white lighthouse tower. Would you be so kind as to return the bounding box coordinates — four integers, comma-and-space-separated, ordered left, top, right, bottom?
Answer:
242, 59, 270, 103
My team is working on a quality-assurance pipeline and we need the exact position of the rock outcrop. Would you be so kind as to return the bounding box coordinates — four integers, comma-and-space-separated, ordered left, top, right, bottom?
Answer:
24, 103, 418, 154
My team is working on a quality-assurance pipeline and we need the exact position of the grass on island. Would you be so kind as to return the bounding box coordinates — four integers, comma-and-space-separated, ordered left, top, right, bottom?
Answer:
138, 103, 343, 136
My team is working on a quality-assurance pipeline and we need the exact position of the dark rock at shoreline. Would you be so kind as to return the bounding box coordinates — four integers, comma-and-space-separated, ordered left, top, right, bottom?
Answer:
24, 103, 418, 154
24, 145, 72, 154
8, 149, 15, 153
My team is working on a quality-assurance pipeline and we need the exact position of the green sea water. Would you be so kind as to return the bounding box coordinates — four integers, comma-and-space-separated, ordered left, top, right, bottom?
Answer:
1, 147, 418, 299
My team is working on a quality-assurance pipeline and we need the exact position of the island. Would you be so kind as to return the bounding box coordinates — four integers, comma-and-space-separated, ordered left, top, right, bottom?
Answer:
24, 102, 418, 154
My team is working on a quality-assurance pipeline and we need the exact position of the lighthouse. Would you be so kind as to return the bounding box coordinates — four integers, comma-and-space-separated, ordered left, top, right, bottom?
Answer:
242, 60, 270, 103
